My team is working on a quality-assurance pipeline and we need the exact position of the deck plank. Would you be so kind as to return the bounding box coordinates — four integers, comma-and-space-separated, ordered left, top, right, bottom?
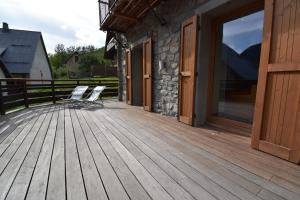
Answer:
0, 107, 49, 175
0, 107, 50, 200
47, 105, 66, 200
118, 104, 300, 199
101, 104, 300, 200
64, 104, 87, 200
125, 110, 300, 200
69, 107, 109, 200
97, 111, 207, 200
0, 100, 299, 200
0, 108, 44, 154
25, 106, 59, 199
79, 109, 152, 200
111, 104, 299, 189
5, 106, 55, 200
95, 109, 241, 200
88, 110, 174, 200
132, 105, 300, 178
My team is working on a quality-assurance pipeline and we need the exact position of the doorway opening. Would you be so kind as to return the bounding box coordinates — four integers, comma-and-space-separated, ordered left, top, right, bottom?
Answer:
208, 3, 264, 135
131, 44, 143, 106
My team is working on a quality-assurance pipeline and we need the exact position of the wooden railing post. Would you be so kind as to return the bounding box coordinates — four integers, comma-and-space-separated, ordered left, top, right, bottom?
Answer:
77, 80, 80, 86
51, 80, 56, 104
0, 81, 5, 115
23, 80, 29, 108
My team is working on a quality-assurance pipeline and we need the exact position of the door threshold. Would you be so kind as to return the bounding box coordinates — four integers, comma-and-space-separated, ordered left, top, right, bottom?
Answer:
206, 121, 251, 137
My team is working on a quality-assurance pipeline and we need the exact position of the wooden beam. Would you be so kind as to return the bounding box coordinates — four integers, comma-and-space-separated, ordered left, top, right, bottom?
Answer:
112, 12, 138, 22
122, 0, 135, 12
137, 0, 161, 18
267, 63, 300, 72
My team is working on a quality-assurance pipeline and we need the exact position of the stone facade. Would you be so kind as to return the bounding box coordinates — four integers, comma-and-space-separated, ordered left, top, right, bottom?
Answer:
110, 0, 264, 126
117, 0, 208, 117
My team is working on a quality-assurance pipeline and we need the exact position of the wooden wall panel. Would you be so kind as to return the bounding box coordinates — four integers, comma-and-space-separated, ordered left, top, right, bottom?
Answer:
252, 0, 300, 164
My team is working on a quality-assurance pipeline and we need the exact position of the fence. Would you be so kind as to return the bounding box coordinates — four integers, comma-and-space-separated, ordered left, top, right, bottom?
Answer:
91, 65, 118, 77
0, 78, 118, 115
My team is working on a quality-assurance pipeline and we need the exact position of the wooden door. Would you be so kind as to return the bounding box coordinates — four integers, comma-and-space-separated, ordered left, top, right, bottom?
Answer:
178, 15, 198, 125
251, 0, 300, 164
125, 49, 132, 104
143, 38, 152, 111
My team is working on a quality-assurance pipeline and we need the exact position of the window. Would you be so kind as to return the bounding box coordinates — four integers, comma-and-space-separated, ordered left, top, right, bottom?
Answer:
75, 55, 79, 63
211, 10, 264, 123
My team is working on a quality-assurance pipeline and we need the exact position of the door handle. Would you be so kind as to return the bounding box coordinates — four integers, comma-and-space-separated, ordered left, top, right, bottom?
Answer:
144, 74, 151, 78
126, 76, 130, 79
180, 71, 191, 77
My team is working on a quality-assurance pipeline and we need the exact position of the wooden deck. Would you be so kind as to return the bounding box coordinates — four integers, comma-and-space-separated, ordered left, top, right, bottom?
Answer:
0, 100, 299, 200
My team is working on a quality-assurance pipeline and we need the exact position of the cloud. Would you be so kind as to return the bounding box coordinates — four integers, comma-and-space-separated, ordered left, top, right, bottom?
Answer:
0, 0, 106, 53
223, 11, 264, 38
223, 10, 264, 54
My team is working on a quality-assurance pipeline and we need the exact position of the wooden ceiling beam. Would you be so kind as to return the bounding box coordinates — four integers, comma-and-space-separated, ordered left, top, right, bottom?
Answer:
137, 0, 160, 18
101, 0, 162, 32
112, 12, 138, 22
122, 0, 135, 12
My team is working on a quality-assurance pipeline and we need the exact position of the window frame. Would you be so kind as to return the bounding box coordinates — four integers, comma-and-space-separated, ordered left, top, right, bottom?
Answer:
206, 1, 264, 135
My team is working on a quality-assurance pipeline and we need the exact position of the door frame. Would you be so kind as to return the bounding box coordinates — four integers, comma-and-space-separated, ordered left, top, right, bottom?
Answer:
206, 1, 264, 133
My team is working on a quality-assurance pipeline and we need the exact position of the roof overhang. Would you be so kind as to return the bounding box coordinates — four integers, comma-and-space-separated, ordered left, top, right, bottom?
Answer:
104, 31, 116, 60
99, 0, 162, 32
0, 58, 11, 78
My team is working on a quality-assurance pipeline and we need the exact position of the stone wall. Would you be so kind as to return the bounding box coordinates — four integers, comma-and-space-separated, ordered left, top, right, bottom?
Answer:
118, 0, 207, 117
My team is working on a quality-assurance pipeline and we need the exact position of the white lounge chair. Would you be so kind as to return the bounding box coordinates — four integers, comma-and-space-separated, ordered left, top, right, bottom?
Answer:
62, 86, 89, 102
83, 86, 106, 104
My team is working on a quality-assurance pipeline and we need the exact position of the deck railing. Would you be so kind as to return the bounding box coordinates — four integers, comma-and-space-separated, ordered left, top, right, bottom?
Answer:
99, 0, 118, 27
0, 78, 118, 115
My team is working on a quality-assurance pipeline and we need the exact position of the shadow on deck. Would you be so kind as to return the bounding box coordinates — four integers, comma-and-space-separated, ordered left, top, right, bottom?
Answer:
0, 100, 299, 200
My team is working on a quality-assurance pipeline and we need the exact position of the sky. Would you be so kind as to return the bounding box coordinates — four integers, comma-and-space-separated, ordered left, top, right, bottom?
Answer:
0, 0, 107, 54
223, 10, 264, 54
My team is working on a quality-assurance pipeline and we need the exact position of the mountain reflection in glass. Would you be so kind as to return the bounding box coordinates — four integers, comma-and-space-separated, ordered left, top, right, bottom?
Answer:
212, 10, 264, 123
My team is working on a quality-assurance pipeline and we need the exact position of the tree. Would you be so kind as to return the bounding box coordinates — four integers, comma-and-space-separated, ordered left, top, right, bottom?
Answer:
49, 44, 112, 79
79, 53, 99, 72
54, 44, 66, 54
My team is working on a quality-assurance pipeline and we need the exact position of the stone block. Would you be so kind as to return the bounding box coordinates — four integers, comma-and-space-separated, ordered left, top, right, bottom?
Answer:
161, 52, 167, 60
162, 46, 169, 52
170, 46, 179, 54
167, 54, 174, 62
171, 62, 178, 69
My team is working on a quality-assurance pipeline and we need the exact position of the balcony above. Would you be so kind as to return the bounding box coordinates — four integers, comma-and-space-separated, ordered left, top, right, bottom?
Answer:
99, 0, 162, 32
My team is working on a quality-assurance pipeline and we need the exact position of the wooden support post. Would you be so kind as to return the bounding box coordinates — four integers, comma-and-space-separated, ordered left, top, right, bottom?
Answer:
51, 80, 56, 104
0, 82, 5, 115
23, 81, 29, 108
77, 80, 80, 86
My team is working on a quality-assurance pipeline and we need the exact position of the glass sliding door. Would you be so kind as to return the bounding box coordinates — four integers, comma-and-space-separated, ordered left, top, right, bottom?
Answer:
211, 10, 264, 124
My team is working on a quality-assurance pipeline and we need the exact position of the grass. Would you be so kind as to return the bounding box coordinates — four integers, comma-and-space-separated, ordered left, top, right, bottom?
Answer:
54, 76, 118, 84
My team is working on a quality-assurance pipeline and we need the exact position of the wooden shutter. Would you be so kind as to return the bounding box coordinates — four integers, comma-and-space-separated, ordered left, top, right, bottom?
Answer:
251, 0, 300, 163
143, 38, 152, 111
125, 49, 132, 104
178, 15, 198, 125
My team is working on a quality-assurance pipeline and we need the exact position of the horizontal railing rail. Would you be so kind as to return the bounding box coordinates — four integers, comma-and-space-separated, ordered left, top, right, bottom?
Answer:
0, 78, 119, 115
